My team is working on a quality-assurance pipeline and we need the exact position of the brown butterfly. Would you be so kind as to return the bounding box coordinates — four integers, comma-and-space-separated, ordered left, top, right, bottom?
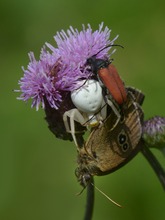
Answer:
75, 88, 144, 187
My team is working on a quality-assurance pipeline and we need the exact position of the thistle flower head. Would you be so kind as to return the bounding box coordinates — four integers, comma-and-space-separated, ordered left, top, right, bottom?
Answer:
143, 116, 165, 150
17, 23, 118, 110
51, 23, 118, 67
18, 50, 62, 110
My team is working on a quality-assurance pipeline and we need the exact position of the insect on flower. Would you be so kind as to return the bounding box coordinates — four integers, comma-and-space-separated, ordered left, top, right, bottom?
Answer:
63, 78, 123, 147
63, 45, 128, 146
86, 44, 127, 105
16, 23, 127, 145
76, 87, 144, 188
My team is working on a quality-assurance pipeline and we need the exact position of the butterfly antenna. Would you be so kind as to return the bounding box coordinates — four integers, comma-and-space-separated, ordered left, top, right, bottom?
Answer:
91, 183, 122, 208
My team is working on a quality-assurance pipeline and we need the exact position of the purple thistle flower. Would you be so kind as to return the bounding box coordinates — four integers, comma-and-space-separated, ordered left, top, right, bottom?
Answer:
51, 22, 118, 68
45, 22, 118, 90
143, 116, 165, 155
18, 50, 62, 110
17, 23, 118, 111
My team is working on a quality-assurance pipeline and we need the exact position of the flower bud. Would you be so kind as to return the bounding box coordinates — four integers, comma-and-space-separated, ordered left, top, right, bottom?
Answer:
143, 116, 165, 155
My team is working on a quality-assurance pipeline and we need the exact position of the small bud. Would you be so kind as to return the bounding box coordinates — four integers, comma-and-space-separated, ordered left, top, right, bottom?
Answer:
143, 116, 165, 155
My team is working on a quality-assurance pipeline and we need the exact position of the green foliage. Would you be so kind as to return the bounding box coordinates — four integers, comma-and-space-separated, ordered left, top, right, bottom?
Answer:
1, 0, 165, 219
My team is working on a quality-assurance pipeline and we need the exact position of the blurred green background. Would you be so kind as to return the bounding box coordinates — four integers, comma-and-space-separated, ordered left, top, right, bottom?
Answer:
1, 0, 165, 219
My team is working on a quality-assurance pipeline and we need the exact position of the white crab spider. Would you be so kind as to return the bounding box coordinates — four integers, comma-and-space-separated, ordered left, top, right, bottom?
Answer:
63, 79, 120, 146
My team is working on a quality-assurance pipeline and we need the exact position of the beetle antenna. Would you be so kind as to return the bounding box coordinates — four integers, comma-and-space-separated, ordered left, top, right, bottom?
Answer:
91, 183, 122, 208
95, 44, 124, 56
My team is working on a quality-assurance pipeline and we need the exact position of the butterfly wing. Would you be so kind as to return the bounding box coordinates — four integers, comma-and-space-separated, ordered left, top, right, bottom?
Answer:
83, 91, 143, 175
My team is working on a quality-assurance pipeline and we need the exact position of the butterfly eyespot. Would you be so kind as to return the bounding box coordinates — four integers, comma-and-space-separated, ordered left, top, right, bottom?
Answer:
118, 133, 127, 145
121, 143, 129, 152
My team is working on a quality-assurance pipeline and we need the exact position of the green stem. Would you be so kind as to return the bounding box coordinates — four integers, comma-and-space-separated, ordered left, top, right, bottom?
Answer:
84, 177, 95, 220
141, 143, 165, 190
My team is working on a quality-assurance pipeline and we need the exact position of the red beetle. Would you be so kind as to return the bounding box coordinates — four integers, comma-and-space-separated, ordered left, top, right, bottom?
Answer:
86, 45, 127, 105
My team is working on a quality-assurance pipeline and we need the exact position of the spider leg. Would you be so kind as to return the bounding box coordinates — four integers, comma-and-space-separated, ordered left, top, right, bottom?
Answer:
63, 109, 87, 146
99, 99, 107, 121
106, 98, 121, 130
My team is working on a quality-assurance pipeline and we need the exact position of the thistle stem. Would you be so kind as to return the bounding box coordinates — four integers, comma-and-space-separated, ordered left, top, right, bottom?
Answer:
84, 177, 95, 220
141, 143, 165, 190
